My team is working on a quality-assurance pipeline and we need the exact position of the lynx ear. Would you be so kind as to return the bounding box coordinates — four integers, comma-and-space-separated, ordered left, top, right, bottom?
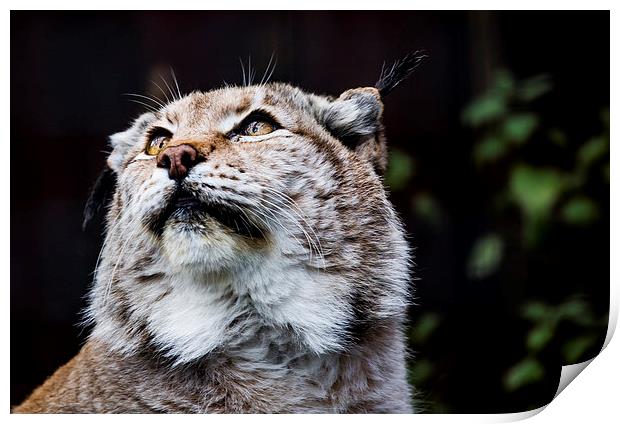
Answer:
82, 129, 134, 230
320, 87, 388, 172
320, 51, 427, 172
107, 112, 153, 173
82, 165, 116, 230
320, 87, 384, 143
83, 112, 153, 230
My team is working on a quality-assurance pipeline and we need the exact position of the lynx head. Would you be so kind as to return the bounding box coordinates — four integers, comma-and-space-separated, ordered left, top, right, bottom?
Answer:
85, 53, 424, 365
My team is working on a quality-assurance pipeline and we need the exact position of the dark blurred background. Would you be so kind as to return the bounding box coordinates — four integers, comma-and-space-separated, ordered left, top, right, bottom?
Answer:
10, 11, 610, 412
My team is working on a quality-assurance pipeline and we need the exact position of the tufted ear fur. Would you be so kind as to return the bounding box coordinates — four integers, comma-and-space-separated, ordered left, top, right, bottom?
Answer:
320, 87, 388, 173
375, 50, 427, 97
83, 113, 153, 230
319, 50, 427, 174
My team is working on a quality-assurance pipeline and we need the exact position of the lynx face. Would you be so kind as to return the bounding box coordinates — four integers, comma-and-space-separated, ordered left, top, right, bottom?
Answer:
87, 82, 411, 365
112, 85, 367, 273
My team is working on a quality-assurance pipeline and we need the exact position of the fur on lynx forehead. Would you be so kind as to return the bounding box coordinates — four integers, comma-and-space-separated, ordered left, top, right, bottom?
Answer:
15, 52, 426, 413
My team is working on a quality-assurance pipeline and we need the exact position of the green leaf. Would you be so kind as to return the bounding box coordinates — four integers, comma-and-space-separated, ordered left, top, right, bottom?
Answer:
466, 233, 504, 279
502, 113, 538, 144
523, 301, 551, 322
557, 299, 595, 326
577, 136, 608, 170
473, 135, 509, 164
411, 313, 441, 343
413, 193, 442, 226
462, 95, 507, 127
561, 197, 599, 226
517, 75, 552, 102
527, 322, 555, 352
504, 358, 545, 391
493, 70, 516, 96
558, 299, 587, 317
510, 165, 566, 246
509, 165, 565, 220
385, 149, 415, 191
562, 334, 598, 363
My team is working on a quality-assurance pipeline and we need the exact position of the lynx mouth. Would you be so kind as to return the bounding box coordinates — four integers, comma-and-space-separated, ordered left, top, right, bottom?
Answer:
173, 191, 203, 209
148, 188, 264, 239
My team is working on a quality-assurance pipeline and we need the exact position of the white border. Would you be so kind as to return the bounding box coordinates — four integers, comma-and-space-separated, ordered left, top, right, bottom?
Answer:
3, 3, 617, 422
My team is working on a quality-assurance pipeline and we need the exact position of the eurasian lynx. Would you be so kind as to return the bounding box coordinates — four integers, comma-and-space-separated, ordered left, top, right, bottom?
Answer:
15, 52, 425, 413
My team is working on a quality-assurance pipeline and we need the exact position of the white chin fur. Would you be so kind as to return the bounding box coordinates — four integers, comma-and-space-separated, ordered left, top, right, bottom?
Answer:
161, 222, 241, 273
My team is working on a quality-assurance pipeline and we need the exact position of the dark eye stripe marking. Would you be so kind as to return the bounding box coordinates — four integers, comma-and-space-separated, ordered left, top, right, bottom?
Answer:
229, 110, 281, 138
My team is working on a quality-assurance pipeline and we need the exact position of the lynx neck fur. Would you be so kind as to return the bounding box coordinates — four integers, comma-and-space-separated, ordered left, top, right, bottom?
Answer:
16, 56, 423, 412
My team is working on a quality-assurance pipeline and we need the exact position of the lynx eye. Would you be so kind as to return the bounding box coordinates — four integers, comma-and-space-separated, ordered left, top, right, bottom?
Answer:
228, 111, 281, 141
242, 120, 276, 137
145, 127, 172, 155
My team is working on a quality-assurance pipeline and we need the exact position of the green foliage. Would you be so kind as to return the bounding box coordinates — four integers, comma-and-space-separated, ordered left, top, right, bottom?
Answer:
408, 68, 607, 410
464, 71, 549, 167
561, 196, 599, 225
556, 299, 596, 326
522, 301, 552, 321
562, 335, 599, 364
515, 74, 552, 102
504, 358, 545, 392
410, 313, 441, 344
413, 193, 442, 227
505, 299, 605, 391
462, 70, 608, 247
466, 233, 504, 279
577, 136, 608, 170
502, 113, 539, 144
526, 321, 555, 352
408, 314, 442, 391
494, 70, 517, 96
473, 135, 508, 164
385, 149, 415, 191
509, 165, 565, 220
463, 72, 548, 145
509, 165, 566, 245
462, 95, 507, 127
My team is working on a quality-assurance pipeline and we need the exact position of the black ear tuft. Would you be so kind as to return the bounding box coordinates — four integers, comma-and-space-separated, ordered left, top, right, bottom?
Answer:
375, 50, 428, 97
82, 165, 116, 231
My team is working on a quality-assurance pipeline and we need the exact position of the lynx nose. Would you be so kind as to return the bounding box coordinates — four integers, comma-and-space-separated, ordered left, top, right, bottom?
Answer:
157, 144, 199, 180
